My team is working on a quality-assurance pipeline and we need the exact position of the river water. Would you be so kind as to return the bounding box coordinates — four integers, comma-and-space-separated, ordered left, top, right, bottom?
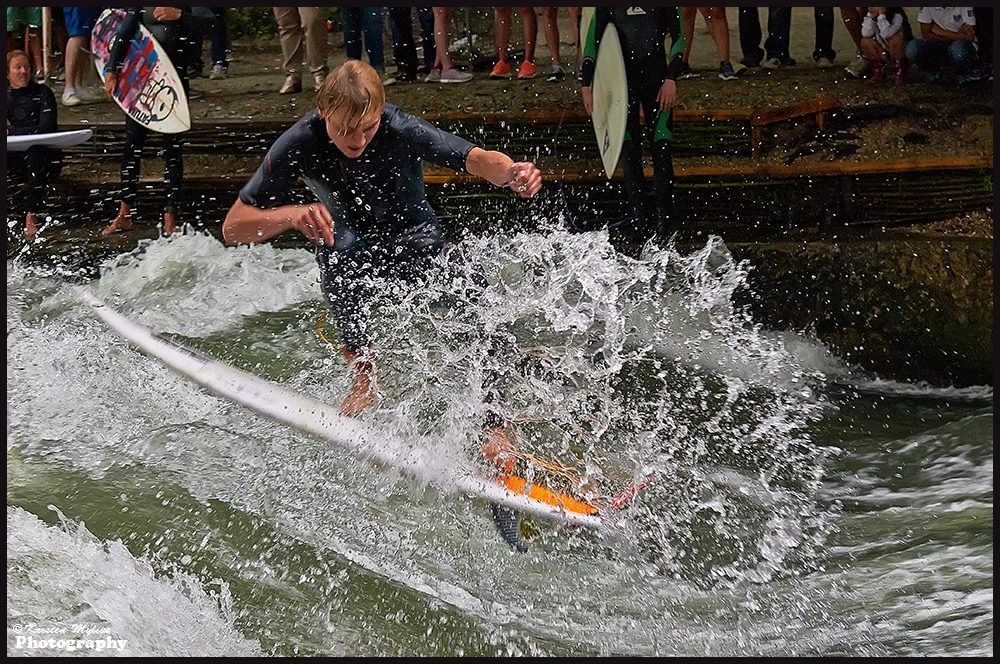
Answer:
7, 221, 992, 656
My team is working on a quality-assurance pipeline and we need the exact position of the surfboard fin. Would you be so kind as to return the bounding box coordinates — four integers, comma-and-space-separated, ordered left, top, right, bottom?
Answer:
490, 504, 528, 553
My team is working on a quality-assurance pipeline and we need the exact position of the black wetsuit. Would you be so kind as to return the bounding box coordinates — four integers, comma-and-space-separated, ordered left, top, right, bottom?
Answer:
7, 81, 63, 214
105, 7, 194, 216
581, 7, 685, 242
239, 103, 476, 353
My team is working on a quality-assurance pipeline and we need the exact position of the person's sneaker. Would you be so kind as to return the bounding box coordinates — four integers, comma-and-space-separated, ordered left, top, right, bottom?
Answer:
815, 56, 834, 68
845, 53, 868, 78
678, 61, 700, 78
313, 72, 326, 90
517, 60, 536, 79
49, 65, 65, 83
761, 57, 781, 69
440, 67, 473, 83
209, 63, 227, 80
279, 75, 302, 94
490, 60, 511, 79
187, 87, 204, 100
718, 61, 737, 80
61, 89, 82, 106
78, 86, 106, 102
546, 64, 565, 82
424, 67, 442, 83
740, 55, 762, 69
379, 71, 397, 87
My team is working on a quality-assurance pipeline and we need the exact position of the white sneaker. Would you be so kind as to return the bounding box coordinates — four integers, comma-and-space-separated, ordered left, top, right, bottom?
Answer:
62, 90, 82, 106
440, 68, 473, 83
210, 63, 227, 80
79, 86, 106, 102
424, 67, 442, 83
313, 72, 326, 91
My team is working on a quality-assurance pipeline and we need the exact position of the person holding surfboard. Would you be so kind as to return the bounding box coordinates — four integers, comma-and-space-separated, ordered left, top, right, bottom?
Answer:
7, 49, 62, 243
579, 7, 685, 248
100, 7, 195, 237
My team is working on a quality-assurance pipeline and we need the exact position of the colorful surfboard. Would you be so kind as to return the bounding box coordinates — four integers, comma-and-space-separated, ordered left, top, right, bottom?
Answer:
91, 8, 190, 133
591, 21, 628, 179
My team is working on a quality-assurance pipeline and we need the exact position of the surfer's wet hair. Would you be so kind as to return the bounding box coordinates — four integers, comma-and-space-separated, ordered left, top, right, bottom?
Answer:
316, 60, 385, 134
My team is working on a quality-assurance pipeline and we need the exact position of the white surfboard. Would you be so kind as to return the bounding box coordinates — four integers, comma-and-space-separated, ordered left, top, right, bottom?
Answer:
591, 22, 628, 179
79, 289, 606, 531
6, 129, 93, 152
91, 8, 191, 133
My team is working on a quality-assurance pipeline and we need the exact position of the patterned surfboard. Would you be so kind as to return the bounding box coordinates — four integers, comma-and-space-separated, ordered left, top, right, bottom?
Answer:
91, 8, 191, 133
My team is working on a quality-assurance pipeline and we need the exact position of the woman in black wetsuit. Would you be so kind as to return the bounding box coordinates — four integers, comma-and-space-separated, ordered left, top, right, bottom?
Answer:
7, 49, 62, 243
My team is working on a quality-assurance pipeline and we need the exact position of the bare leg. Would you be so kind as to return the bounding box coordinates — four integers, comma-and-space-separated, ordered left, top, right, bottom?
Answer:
24, 212, 39, 242
682, 6, 697, 64
102, 201, 133, 235
519, 7, 537, 65
702, 7, 731, 62
542, 7, 561, 67
568, 6, 582, 71
163, 210, 177, 236
432, 7, 455, 71
495, 7, 512, 64
339, 348, 381, 416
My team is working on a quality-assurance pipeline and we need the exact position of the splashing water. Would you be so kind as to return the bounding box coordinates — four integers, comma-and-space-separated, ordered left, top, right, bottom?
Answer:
15, 223, 982, 656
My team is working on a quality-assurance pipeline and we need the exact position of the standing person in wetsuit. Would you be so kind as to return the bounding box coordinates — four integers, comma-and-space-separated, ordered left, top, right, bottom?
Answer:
579, 7, 685, 249
7, 49, 62, 244
101, 7, 196, 237
222, 59, 542, 421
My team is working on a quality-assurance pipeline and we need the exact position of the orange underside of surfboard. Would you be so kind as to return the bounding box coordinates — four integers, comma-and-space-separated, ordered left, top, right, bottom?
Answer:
498, 475, 599, 516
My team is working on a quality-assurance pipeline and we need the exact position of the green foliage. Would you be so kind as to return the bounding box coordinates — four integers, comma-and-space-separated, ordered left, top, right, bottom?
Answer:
224, 7, 340, 42
226, 7, 277, 41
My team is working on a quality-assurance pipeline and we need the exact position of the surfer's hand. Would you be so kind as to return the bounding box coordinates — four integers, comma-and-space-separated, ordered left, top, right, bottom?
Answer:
104, 72, 117, 98
153, 7, 182, 22
291, 203, 335, 245
657, 79, 677, 111
505, 162, 542, 198
581, 86, 593, 116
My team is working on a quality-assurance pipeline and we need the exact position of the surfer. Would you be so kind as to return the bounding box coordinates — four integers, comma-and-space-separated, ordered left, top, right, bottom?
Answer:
580, 7, 685, 247
100, 7, 194, 237
6, 49, 63, 243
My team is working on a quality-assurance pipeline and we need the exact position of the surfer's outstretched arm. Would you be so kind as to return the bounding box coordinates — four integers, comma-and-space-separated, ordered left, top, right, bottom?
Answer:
223, 198, 335, 246
465, 147, 542, 198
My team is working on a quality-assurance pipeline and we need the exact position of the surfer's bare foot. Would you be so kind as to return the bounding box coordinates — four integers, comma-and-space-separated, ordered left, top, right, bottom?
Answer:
163, 211, 177, 236
102, 203, 133, 236
339, 351, 380, 417
482, 422, 519, 476
24, 212, 39, 243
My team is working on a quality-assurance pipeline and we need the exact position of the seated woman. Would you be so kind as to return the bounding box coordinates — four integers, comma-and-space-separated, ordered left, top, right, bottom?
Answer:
7, 49, 62, 243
